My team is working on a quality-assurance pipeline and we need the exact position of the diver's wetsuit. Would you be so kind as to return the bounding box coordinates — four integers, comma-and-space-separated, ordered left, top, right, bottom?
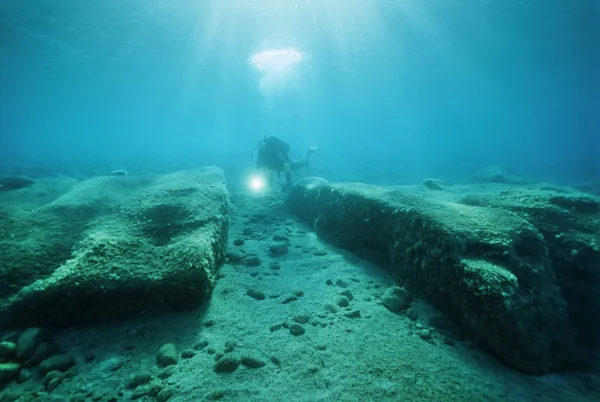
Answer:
255, 136, 307, 186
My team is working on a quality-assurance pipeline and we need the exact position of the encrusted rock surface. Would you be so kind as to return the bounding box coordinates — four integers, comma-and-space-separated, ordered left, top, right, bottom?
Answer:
0, 167, 229, 327
287, 178, 599, 373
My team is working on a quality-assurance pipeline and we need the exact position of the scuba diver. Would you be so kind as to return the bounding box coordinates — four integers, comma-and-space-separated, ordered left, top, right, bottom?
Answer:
252, 136, 317, 189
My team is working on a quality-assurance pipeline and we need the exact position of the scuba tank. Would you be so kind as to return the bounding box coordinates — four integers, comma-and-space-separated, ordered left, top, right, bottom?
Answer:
251, 136, 291, 162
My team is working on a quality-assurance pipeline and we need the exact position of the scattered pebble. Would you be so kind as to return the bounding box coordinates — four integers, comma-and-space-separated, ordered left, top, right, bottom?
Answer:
226, 250, 244, 262
419, 329, 432, 340
43, 370, 65, 392
157, 343, 179, 367
233, 238, 245, 246
335, 279, 348, 288
39, 354, 75, 375
0, 341, 16, 359
313, 251, 327, 256
405, 308, 418, 320
99, 356, 124, 372
242, 227, 255, 236
382, 286, 411, 312
126, 372, 152, 389
241, 255, 261, 266
181, 349, 196, 359
241, 355, 266, 368
247, 288, 266, 300
17, 367, 31, 383
324, 303, 337, 314
131, 381, 164, 399
157, 386, 176, 402
289, 323, 305, 336
292, 290, 304, 297
294, 315, 309, 324
157, 366, 176, 379
70, 393, 87, 402
422, 178, 445, 190
91, 390, 107, 401
344, 310, 361, 319
193, 339, 209, 350
224, 341, 237, 353
281, 296, 298, 304
16, 327, 44, 360
272, 229, 289, 242
0, 363, 20, 382
340, 289, 354, 301
336, 296, 350, 308
214, 354, 241, 373
269, 242, 289, 255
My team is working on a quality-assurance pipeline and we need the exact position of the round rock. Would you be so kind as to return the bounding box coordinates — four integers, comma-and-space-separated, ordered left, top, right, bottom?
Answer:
269, 242, 288, 255
157, 343, 179, 367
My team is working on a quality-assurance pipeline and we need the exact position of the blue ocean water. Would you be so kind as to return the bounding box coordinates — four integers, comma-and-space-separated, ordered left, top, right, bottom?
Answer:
1, 0, 597, 184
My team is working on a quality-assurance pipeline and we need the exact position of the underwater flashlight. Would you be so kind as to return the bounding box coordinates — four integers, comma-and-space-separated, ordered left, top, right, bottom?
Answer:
248, 175, 266, 192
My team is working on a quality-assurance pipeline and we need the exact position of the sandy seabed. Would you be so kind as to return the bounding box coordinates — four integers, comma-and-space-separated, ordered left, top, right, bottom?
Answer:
1, 176, 600, 402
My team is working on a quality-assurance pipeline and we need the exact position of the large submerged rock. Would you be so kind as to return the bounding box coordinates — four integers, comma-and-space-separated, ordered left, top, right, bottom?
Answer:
0, 167, 229, 328
460, 185, 600, 350
287, 178, 599, 374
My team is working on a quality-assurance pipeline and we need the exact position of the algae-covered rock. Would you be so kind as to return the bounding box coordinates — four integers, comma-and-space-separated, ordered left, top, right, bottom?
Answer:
460, 185, 600, 350
0, 167, 229, 327
287, 178, 580, 373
